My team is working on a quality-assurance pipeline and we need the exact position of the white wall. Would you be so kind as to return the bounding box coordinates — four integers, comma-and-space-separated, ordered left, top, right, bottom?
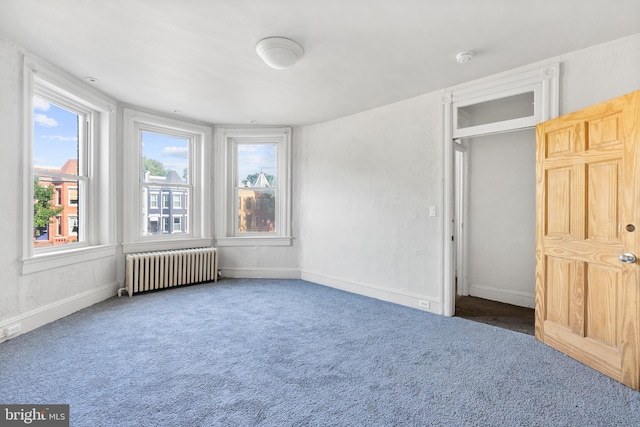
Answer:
295, 93, 445, 312
464, 129, 536, 307
0, 38, 119, 342
217, 245, 300, 279
296, 33, 640, 314
559, 34, 640, 115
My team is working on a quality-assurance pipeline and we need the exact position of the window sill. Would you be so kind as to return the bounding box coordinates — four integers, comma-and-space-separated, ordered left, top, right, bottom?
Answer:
122, 238, 214, 254
22, 244, 118, 275
216, 236, 292, 247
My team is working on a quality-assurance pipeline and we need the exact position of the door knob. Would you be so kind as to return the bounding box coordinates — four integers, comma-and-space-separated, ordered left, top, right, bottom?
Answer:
619, 253, 637, 263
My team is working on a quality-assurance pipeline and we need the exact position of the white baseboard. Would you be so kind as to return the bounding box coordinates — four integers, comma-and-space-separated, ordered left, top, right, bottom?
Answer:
301, 270, 441, 314
0, 282, 119, 344
468, 283, 535, 308
220, 267, 301, 279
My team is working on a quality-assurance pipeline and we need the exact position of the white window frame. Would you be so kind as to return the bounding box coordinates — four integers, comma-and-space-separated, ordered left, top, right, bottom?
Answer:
68, 215, 78, 236
173, 216, 182, 233
150, 193, 159, 209
173, 194, 182, 209
123, 108, 212, 253
55, 215, 62, 236
68, 186, 79, 206
21, 56, 117, 275
216, 127, 292, 246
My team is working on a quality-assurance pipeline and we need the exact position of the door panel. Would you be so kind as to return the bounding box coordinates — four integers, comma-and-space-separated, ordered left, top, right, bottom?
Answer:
536, 90, 640, 390
587, 161, 620, 241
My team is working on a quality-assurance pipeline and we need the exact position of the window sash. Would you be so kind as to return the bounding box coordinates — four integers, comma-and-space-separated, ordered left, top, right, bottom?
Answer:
32, 86, 90, 252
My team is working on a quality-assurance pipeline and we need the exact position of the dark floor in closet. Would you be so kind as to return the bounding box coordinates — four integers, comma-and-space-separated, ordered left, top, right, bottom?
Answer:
455, 296, 535, 336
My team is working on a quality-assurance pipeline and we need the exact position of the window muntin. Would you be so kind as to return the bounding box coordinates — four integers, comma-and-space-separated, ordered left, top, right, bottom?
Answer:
141, 131, 191, 237
32, 95, 87, 249
235, 143, 277, 235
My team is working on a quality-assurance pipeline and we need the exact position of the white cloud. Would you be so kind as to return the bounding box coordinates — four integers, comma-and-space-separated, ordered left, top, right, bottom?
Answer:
162, 146, 188, 157
34, 114, 58, 127
238, 145, 259, 154
42, 135, 77, 142
33, 97, 50, 111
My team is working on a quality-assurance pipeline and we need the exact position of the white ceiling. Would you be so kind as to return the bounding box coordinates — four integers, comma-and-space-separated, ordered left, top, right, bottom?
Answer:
0, 0, 638, 126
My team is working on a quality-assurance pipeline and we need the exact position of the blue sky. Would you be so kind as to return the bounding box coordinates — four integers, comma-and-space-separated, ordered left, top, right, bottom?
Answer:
141, 131, 188, 175
33, 96, 79, 169
34, 96, 277, 183
237, 143, 277, 184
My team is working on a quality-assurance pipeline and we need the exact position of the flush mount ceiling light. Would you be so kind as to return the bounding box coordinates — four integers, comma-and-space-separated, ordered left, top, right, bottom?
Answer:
256, 37, 304, 70
456, 51, 474, 64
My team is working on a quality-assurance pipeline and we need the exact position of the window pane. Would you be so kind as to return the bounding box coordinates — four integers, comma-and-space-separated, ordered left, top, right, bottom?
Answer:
142, 185, 189, 235
238, 188, 276, 233
237, 144, 277, 187
33, 96, 79, 172
33, 176, 80, 247
141, 131, 189, 183
141, 131, 190, 237
33, 96, 82, 248
236, 143, 277, 234
457, 91, 535, 129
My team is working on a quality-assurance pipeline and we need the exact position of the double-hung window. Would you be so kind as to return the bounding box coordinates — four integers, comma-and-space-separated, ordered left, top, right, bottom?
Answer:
22, 56, 116, 273
123, 109, 212, 253
216, 127, 291, 246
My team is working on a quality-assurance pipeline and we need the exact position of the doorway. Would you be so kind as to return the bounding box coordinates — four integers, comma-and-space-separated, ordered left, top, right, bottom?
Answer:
441, 62, 559, 317
453, 128, 536, 333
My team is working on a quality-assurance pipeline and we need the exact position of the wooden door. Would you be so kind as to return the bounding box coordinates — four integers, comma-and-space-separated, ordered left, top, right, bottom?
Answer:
535, 90, 640, 390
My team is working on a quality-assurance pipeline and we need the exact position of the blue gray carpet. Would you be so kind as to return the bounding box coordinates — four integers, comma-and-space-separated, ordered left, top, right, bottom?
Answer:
1, 279, 639, 426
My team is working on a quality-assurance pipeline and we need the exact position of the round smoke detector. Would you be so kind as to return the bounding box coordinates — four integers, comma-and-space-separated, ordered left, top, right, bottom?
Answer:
456, 51, 474, 64
256, 37, 304, 70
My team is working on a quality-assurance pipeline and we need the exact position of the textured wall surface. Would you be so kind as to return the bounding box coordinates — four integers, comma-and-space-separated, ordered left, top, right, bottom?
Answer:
296, 92, 444, 304
0, 38, 23, 320
560, 33, 640, 114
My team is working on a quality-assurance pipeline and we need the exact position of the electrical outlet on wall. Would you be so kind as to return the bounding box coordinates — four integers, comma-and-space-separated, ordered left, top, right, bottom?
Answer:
418, 300, 430, 309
